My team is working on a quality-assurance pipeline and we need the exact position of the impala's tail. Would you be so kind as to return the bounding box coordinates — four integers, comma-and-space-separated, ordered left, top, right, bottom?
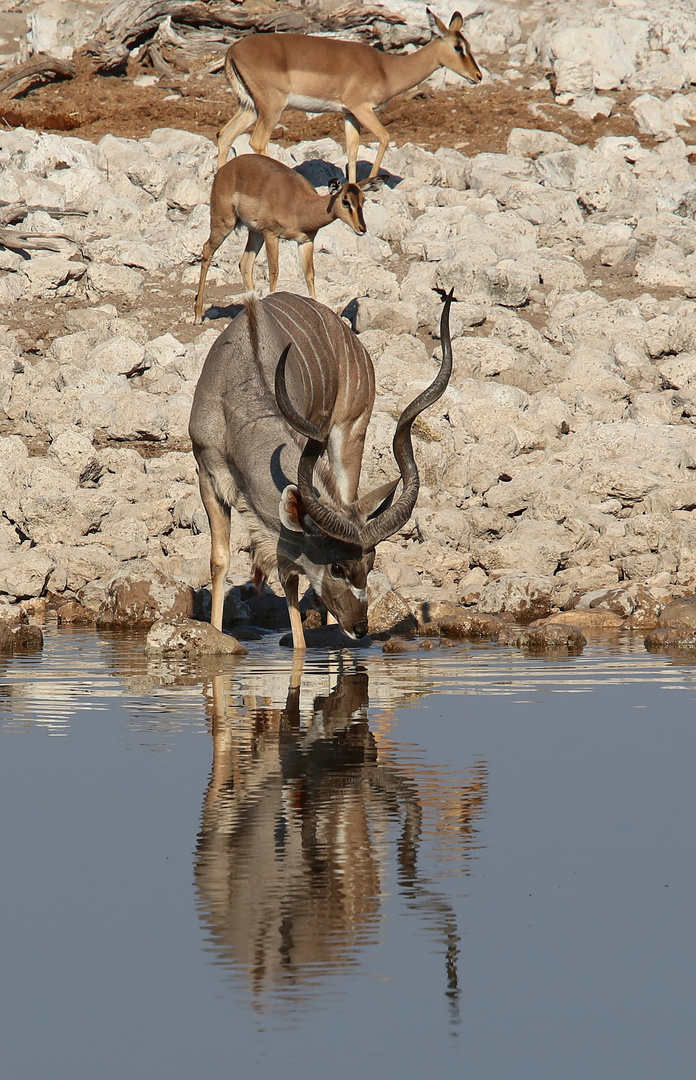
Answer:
224, 52, 256, 113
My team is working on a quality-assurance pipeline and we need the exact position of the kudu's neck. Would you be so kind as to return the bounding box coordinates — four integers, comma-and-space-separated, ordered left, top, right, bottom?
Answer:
379, 40, 444, 99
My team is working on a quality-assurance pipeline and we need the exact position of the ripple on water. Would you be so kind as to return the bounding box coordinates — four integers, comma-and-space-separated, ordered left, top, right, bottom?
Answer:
1, 627, 695, 737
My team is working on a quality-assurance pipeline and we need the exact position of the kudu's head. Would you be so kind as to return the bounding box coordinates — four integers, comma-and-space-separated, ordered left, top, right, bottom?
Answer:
275, 290, 455, 640
427, 8, 483, 85
327, 176, 385, 238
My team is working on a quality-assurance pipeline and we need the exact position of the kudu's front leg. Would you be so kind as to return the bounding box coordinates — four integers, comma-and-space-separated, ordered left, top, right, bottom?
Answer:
283, 575, 306, 650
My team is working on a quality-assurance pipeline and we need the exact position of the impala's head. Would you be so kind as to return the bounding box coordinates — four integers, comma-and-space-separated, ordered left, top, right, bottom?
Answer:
276, 289, 456, 640
427, 8, 482, 84
327, 176, 386, 236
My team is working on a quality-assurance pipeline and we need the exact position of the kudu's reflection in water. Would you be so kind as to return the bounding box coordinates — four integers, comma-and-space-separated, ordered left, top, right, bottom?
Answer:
194, 660, 487, 1016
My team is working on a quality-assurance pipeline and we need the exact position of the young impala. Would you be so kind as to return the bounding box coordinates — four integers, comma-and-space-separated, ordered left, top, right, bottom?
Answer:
193, 153, 381, 323
188, 290, 455, 648
216, 8, 482, 180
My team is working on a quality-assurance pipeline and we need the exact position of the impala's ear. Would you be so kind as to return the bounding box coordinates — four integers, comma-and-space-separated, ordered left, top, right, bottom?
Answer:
328, 178, 343, 196
449, 11, 463, 32
426, 7, 448, 36
279, 485, 306, 532
357, 477, 400, 520
358, 174, 387, 193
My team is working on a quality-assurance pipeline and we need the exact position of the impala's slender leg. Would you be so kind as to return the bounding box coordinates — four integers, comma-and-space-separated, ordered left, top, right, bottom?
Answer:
239, 229, 264, 292
343, 111, 361, 183
217, 106, 256, 169
249, 95, 287, 156
283, 575, 306, 650
265, 232, 280, 293
346, 103, 390, 179
195, 202, 239, 323
194, 242, 215, 325
199, 472, 231, 631
297, 239, 316, 298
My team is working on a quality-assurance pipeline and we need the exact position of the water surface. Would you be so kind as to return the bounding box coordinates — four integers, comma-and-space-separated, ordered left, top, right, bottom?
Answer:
1, 629, 694, 1080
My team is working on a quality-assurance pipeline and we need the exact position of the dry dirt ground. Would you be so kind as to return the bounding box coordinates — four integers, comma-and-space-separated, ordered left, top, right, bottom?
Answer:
0, 52, 688, 354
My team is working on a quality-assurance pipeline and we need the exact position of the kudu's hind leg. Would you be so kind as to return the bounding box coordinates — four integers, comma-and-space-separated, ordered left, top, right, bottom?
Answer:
283, 576, 306, 650
217, 106, 256, 169
199, 472, 231, 632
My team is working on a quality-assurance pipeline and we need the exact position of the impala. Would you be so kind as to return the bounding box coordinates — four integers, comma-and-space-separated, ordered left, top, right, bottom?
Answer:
216, 8, 482, 180
188, 289, 454, 649
194, 153, 381, 324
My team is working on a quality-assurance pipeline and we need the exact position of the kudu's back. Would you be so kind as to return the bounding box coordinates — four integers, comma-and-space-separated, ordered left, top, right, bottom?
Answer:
189, 292, 374, 546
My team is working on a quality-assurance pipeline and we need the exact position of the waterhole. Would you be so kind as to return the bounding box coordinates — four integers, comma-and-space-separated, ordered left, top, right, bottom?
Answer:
1, 629, 694, 1079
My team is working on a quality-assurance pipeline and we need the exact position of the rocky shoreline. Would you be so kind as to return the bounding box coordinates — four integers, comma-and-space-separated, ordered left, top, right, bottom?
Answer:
3, 1, 696, 655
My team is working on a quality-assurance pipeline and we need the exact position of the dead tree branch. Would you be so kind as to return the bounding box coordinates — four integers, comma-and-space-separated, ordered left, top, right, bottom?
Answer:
0, 55, 76, 98
0, 229, 79, 253
0, 205, 88, 227
82, 0, 404, 73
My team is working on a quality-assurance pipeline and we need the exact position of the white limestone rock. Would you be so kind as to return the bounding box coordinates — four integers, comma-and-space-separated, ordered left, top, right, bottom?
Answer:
27, 2, 100, 60
436, 257, 537, 307
145, 618, 247, 656
477, 573, 556, 622
48, 543, 119, 592
529, 22, 636, 90
632, 93, 696, 141
0, 549, 54, 599
46, 429, 102, 483
351, 299, 419, 335
507, 128, 572, 159
97, 518, 150, 562
86, 264, 145, 298
86, 336, 146, 376
96, 134, 169, 198
19, 256, 86, 298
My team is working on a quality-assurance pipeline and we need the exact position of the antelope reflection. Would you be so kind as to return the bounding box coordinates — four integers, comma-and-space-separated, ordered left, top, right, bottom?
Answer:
194, 660, 487, 1013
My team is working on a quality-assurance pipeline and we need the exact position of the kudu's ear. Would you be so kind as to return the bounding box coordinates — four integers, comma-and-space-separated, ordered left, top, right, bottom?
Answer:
427, 7, 448, 36
328, 178, 343, 195
356, 477, 401, 520
279, 485, 307, 533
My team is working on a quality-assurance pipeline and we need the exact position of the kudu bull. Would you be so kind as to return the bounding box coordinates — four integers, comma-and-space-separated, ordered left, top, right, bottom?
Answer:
188, 289, 454, 649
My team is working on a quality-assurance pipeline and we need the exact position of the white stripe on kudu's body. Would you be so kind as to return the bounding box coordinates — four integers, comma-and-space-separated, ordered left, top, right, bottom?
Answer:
188, 291, 455, 649
216, 9, 482, 181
